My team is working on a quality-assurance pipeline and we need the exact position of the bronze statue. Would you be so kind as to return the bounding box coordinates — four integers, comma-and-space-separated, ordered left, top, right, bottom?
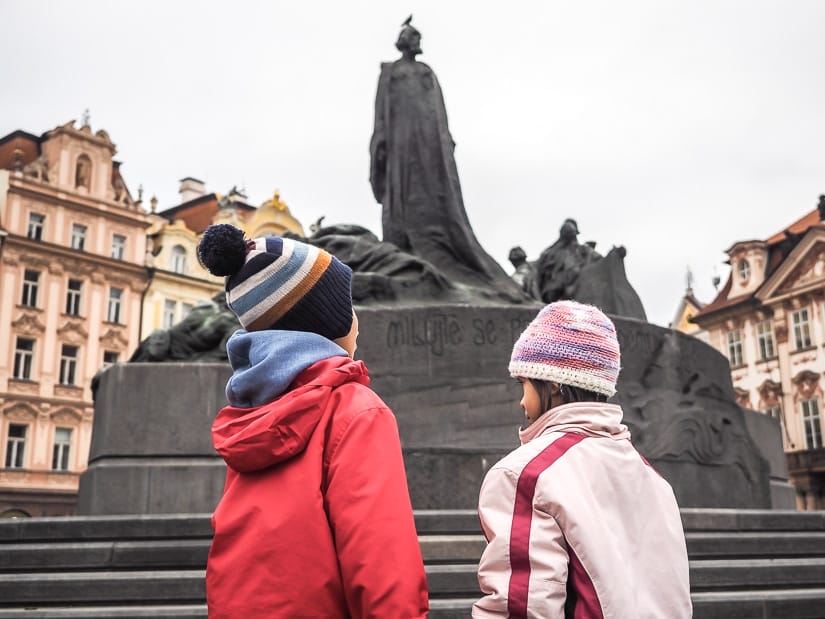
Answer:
534, 219, 646, 320
369, 18, 522, 298
535, 219, 601, 303
128, 292, 240, 362
508, 246, 539, 299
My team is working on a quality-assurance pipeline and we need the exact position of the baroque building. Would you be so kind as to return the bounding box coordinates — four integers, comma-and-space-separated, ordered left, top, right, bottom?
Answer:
141, 180, 305, 338
0, 120, 151, 516
692, 196, 825, 510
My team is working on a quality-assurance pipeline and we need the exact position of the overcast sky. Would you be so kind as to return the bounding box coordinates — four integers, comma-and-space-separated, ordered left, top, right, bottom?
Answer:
3, 1, 825, 326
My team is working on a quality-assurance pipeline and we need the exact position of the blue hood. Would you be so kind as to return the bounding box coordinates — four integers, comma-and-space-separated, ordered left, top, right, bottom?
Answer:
225, 329, 348, 408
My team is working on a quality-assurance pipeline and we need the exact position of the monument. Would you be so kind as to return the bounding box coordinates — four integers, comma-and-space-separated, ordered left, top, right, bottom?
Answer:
78, 18, 792, 516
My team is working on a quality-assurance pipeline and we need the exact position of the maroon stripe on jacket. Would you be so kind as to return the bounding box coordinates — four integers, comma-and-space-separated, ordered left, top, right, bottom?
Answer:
507, 432, 587, 619
568, 544, 603, 619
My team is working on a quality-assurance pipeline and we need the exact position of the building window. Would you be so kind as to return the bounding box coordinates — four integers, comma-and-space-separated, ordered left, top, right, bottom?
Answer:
52, 428, 72, 471
111, 234, 126, 260
793, 308, 812, 350
737, 259, 750, 282
59, 345, 78, 386
71, 224, 87, 250
182, 302, 193, 317
107, 288, 123, 323
727, 329, 744, 366
103, 351, 119, 367
21, 270, 40, 307
801, 398, 823, 449
13, 338, 34, 380
65, 279, 82, 316
27, 213, 45, 240
163, 300, 177, 329
75, 154, 91, 189
5, 424, 27, 469
170, 245, 187, 274
756, 320, 775, 360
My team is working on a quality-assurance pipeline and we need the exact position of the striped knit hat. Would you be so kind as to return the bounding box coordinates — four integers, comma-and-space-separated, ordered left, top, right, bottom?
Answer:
197, 224, 353, 340
509, 301, 621, 397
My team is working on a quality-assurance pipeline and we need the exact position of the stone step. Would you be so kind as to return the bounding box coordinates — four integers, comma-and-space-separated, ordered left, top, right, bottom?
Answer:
686, 531, 825, 558
3, 590, 825, 619
0, 570, 206, 605
690, 558, 825, 591
0, 566, 481, 604
2, 510, 824, 544
0, 536, 486, 572
0, 606, 207, 619
691, 588, 825, 619
4, 530, 824, 574
681, 509, 825, 532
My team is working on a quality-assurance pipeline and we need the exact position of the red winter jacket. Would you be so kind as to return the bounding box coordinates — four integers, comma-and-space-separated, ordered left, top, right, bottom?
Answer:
206, 355, 428, 618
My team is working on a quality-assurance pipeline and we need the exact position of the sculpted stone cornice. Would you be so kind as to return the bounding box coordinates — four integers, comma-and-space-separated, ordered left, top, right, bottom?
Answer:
8, 380, 39, 395
2, 253, 20, 266
12, 313, 46, 335
19, 253, 51, 270
2, 402, 38, 421
792, 370, 822, 401
53, 385, 83, 400
99, 327, 129, 350
757, 379, 782, 408
51, 408, 82, 425
57, 320, 89, 344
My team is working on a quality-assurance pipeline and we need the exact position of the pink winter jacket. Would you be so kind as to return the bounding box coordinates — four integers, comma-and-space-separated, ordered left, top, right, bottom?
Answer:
474, 402, 691, 619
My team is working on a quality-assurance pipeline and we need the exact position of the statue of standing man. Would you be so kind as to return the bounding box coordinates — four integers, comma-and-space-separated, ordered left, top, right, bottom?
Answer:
369, 17, 520, 295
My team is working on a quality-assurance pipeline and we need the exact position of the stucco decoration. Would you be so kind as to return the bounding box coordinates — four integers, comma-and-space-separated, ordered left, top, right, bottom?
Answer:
57, 321, 89, 344
2, 402, 38, 422
12, 313, 46, 336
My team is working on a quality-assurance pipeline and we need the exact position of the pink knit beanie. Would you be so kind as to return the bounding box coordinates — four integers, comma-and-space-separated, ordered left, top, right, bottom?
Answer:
509, 301, 621, 397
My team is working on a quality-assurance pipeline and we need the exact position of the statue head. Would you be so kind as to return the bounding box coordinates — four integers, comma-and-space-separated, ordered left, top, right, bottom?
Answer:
559, 218, 579, 242
508, 246, 527, 267
396, 23, 422, 56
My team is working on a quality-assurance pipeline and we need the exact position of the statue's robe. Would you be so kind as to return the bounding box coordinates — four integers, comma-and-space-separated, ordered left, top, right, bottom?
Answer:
369, 58, 522, 299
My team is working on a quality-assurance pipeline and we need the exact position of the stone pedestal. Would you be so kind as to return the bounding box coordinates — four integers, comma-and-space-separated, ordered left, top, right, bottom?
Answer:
77, 363, 231, 515
79, 304, 792, 514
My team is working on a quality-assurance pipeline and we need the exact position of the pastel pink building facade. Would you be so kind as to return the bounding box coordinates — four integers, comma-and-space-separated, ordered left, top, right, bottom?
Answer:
0, 121, 151, 517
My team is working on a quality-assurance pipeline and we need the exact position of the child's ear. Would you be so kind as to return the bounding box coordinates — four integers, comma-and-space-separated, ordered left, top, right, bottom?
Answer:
549, 382, 562, 396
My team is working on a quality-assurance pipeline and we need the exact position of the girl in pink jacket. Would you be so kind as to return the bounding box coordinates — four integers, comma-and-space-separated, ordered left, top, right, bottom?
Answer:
474, 301, 692, 619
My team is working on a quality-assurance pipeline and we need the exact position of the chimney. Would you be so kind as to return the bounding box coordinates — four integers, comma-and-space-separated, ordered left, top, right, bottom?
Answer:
179, 177, 206, 203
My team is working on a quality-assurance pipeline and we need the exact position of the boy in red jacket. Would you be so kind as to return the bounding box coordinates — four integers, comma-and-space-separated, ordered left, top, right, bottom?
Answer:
197, 224, 428, 618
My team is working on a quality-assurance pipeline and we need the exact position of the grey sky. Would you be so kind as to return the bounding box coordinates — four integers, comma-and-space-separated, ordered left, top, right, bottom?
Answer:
3, 1, 825, 326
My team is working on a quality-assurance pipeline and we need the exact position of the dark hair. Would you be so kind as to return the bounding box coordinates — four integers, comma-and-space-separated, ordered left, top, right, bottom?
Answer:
528, 378, 608, 414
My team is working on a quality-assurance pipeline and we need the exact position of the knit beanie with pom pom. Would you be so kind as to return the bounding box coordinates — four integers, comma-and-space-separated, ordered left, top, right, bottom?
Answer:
197, 223, 353, 340
509, 300, 621, 397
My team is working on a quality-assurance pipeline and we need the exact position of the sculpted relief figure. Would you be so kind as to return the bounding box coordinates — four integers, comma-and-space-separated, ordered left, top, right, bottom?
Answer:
508, 246, 539, 299
369, 18, 522, 297
535, 218, 646, 320
535, 218, 601, 303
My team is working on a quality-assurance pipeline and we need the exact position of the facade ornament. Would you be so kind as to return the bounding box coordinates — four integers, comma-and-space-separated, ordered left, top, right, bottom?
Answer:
11, 313, 46, 335
22, 154, 50, 183
262, 190, 288, 212
57, 320, 89, 343
2, 402, 38, 422
791, 369, 821, 401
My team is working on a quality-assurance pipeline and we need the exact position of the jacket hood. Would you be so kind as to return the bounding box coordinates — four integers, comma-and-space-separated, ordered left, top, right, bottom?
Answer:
519, 401, 630, 445
214, 330, 368, 473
